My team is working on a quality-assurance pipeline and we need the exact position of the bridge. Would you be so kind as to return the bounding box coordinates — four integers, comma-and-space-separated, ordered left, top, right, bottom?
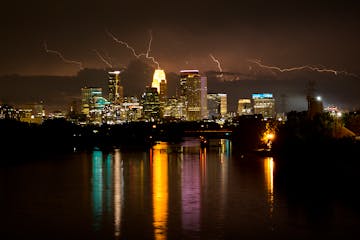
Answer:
184, 129, 232, 139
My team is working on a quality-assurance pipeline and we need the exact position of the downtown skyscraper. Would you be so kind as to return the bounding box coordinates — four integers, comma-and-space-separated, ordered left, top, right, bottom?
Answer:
108, 71, 123, 105
179, 70, 207, 121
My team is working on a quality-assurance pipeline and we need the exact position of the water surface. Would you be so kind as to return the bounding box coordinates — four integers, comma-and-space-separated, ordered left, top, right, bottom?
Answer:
1, 138, 360, 239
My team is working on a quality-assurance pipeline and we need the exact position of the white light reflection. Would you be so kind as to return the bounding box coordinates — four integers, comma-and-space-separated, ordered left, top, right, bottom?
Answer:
219, 139, 229, 227
114, 149, 123, 238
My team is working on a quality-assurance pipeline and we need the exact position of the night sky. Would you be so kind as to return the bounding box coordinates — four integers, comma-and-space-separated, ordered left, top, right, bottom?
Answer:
1, 0, 360, 111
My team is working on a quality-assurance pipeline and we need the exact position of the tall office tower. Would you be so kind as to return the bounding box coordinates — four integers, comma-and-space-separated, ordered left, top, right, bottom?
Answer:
152, 69, 166, 93
237, 99, 252, 115
219, 93, 227, 116
207, 93, 227, 119
180, 70, 202, 121
159, 79, 167, 102
108, 71, 123, 104
200, 77, 208, 119
159, 79, 167, 118
81, 87, 102, 115
141, 86, 161, 121
252, 93, 276, 119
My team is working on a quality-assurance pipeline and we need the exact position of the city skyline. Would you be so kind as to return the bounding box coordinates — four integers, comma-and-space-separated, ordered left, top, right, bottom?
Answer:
1, 0, 360, 111
1, 62, 359, 112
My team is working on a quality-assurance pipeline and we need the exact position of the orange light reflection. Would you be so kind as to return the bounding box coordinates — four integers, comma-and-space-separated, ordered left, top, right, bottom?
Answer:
152, 142, 169, 240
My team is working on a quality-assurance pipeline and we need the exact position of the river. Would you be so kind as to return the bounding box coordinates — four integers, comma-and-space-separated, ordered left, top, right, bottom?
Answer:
1, 137, 359, 239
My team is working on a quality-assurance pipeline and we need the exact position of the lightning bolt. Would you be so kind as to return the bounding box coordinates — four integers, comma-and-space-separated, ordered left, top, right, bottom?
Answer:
209, 54, 223, 77
44, 41, 83, 70
207, 71, 257, 81
248, 59, 359, 78
106, 30, 145, 58
107, 29, 161, 69
93, 49, 113, 69
145, 30, 160, 69
104, 51, 113, 65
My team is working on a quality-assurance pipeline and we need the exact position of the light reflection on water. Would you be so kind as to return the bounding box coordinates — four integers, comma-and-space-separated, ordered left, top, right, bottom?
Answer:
89, 139, 234, 238
113, 149, 123, 238
181, 143, 201, 235
91, 149, 124, 237
92, 150, 103, 231
264, 157, 274, 219
151, 142, 169, 240
3, 137, 360, 239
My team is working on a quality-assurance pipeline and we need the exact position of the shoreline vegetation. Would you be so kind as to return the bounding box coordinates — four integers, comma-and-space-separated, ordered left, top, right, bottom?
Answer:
272, 111, 360, 160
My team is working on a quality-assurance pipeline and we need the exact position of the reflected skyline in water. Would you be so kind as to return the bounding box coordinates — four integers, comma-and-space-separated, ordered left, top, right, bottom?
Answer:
89, 139, 233, 238
2, 137, 360, 239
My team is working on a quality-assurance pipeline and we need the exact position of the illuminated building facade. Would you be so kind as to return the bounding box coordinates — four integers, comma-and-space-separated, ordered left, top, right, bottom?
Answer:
207, 93, 227, 119
141, 86, 161, 121
200, 77, 208, 119
237, 99, 252, 115
18, 102, 45, 124
92, 96, 110, 111
0, 104, 16, 120
81, 87, 103, 116
180, 70, 202, 121
159, 79, 167, 103
108, 71, 123, 104
252, 93, 276, 119
219, 94, 227, 116
162, 97, 186, 120
91, 96, 110, 124
122, 97, 143, 122
152, 69, 166, 94
31, 102, 45, 118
